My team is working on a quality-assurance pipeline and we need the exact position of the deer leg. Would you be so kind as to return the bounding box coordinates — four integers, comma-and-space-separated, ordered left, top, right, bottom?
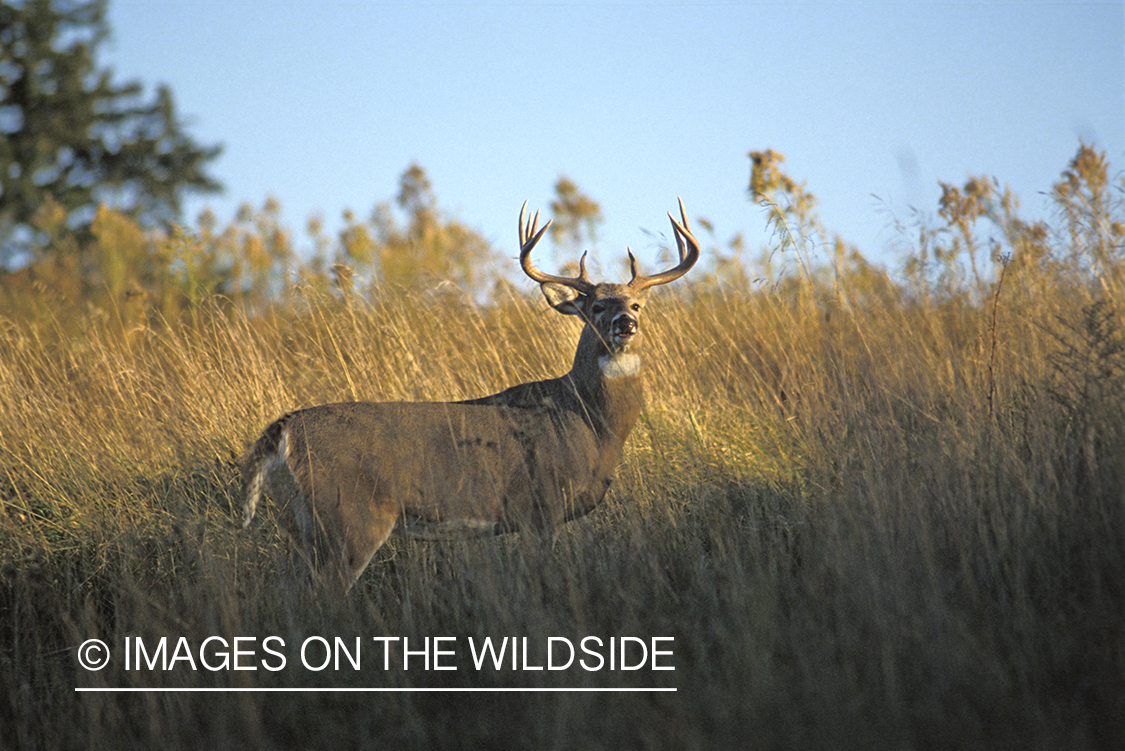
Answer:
338, 505, 399, 592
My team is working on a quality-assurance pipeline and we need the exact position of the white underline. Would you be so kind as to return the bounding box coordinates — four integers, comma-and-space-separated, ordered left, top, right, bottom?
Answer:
76, 687, 676, 693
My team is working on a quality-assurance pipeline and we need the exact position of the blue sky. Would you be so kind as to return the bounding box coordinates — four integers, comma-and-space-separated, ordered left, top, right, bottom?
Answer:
104, 1, 1123, 277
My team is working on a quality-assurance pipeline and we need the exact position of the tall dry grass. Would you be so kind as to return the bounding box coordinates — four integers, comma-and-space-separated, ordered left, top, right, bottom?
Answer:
0, 255, 1121, 748
2, 139, 1124, 747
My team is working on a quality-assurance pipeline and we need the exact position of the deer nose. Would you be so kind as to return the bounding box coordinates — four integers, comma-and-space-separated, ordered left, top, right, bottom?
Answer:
613, 316, 638, 337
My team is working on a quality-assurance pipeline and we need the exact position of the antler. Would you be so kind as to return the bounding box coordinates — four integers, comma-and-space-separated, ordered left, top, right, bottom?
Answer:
629, 197, 700, 291
518, 201, 595, 294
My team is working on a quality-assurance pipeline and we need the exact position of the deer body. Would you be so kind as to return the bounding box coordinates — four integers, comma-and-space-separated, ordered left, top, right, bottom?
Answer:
242, 201, 698, 592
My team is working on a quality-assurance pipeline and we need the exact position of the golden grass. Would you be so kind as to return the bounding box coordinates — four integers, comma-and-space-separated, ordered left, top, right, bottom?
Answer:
1, 262, 1122, 748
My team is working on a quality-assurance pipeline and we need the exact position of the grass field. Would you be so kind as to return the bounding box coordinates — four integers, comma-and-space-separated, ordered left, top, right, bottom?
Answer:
1, 151, 1123, 748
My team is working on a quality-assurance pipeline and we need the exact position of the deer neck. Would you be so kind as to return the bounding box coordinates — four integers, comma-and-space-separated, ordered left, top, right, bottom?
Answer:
567, 326, 645, 444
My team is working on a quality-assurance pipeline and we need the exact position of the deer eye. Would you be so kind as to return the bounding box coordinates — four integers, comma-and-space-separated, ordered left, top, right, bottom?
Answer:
592, 303, 606, 315
630, 303, 642, 312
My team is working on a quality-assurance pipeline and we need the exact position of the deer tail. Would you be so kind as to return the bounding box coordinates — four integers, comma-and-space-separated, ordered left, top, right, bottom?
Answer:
241, 416, 290, 528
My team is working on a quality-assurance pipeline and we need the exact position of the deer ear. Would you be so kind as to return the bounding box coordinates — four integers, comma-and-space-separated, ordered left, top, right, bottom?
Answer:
540, 282, 585, 316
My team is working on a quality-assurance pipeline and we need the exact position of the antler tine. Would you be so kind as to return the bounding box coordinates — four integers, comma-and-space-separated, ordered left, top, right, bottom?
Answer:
518, 201, 594, 292
671, 196, 690, 262
630, 197, 700, 291
518, 200, 548, 251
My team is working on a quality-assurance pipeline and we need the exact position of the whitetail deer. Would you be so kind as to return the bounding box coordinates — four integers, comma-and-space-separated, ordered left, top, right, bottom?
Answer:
242, 199, 699, 592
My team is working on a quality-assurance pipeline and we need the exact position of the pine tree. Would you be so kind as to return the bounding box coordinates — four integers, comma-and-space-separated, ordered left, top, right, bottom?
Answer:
0, 0, 221, 261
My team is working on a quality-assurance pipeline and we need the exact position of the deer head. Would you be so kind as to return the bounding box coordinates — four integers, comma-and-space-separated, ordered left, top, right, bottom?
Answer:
517, 197, 699, 367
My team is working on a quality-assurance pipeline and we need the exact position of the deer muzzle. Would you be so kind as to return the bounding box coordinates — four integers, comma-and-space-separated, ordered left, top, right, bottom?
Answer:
611, 314, 638, 348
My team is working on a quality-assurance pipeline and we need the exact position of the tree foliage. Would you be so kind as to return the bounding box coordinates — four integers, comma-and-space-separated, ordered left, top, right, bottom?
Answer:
893, 143, 1123, 302
359, 163, 497, 292
0, 0, 222, 261
748, 148, 887, 303
549, 175, 602, 254
0, 140, 1117, 351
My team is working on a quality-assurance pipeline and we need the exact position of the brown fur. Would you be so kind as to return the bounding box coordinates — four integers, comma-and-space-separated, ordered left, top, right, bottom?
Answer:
242, 201, 699, 593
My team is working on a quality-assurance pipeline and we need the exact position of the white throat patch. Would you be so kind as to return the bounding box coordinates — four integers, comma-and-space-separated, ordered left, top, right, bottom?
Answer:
599, 353, 641, 379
